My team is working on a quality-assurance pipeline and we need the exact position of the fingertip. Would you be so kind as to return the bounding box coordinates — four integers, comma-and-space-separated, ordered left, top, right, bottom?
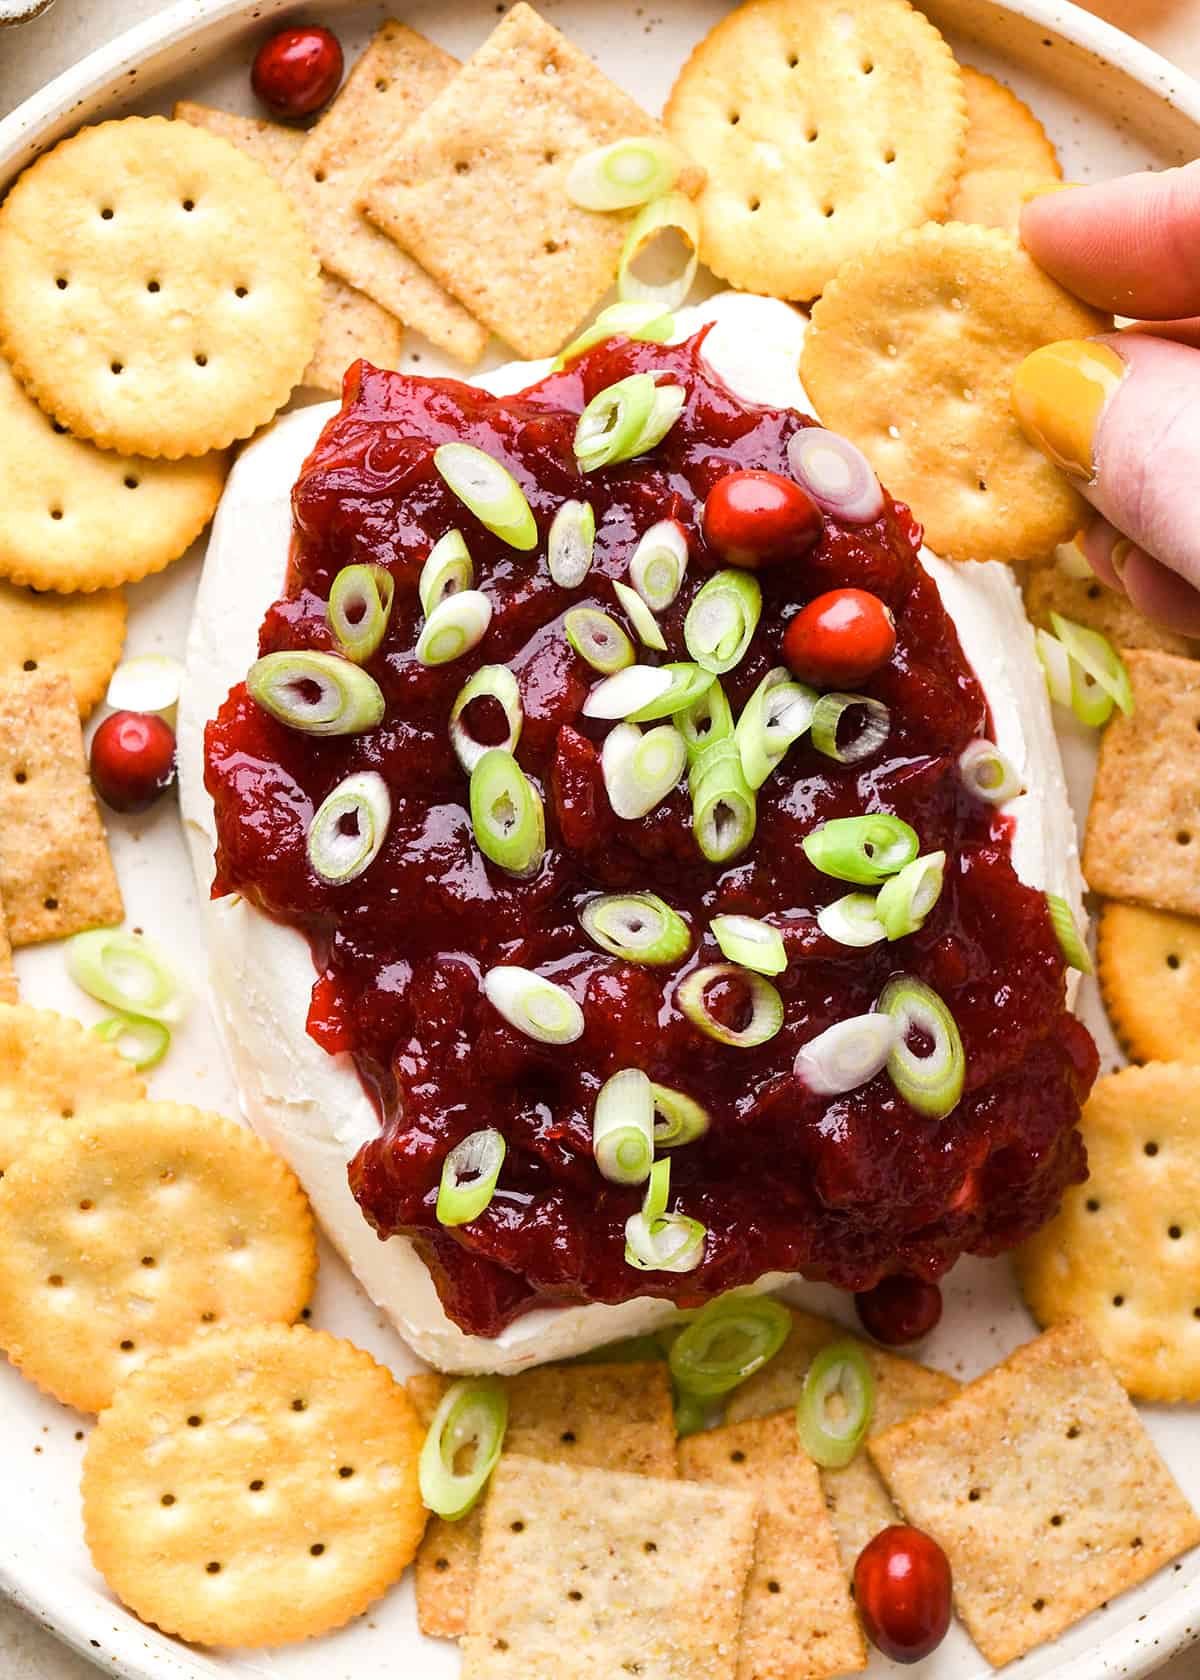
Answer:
1121, 546, 1200, 637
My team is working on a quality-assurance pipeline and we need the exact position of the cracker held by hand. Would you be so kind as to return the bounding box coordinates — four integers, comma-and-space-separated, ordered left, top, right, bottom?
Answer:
801, 222, 1108, 559
1016, 1065, 1200, 1401
946, 65, 1061, 230
1024, 562, 1196, 658
82, 1324, 426, 1645
462, 1456, 757, 1680
0, 577, 124, 718
869, 1321, 1200, 1667
1097, 901, 1200, 1065
0, 1100, 316, 1411
0, 117, 321, 458
362, 3, 702, 360
0, 1002, 144, 1178
664, 0, 966, 301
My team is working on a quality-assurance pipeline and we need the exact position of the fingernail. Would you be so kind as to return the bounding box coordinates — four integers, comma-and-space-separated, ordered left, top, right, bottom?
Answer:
1011, 340, 1126, 479
1021, 181, 1083, 205
1110, 538, 1133, 582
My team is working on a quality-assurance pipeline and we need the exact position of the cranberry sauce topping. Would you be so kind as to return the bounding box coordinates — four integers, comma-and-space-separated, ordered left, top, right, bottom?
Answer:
205, 329, 1097, 1337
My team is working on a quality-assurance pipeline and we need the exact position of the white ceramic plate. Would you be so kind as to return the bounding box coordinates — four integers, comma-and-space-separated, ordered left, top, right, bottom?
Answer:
1, 3, 1198, 1677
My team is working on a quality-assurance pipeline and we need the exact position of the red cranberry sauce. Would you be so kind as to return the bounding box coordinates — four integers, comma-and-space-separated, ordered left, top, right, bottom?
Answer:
205, 329, 1097, 1338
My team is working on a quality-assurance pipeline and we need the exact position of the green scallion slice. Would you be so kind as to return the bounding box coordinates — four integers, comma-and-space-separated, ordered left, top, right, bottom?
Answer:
434, 442, 537, 550
692, 748, 757, 862
327, 563, 395, 663
247, 650, 385, 736
548, 499, 596, 589
469, 749, 546, 878
875, 850, 946, 940
735, 669, 815, 789
802, 814, 919, 885
877, 975, 965, 1119
592, 1067, 655, 1185
415, 589, 492, 666
810, 692, 890, 764
1050, 612, 1134, 717
650, 1082, 710, 1147
436, 1129, 506, 1228
482, 965, 585, 1044
710, 914, 787, 976
307, 770, 391, 884
630, 518, 688, 610
627, 661, 715, 724
618, 191, 701, 311
676, 678, 734, 762
91, 1013, 171, 1072
613, 579, 668, 651
816, 892, 887, 948
553, 301, 675, 371
669, 1293, 791, 1399
959, 738, 1022, 804
1046, 892, 1093, 975
419, 1377, 508, 1519
583, 663, 674, 720
67, 929, 182, 1023
566, 136, 684, 212
419, 530, 474, 617
624, 1158, 706, 1273
678, 962, 783, 1048
797, 1340, 876, 1469
564, 606, 635, 674
674, 1391, 709, 1438
449, 665, 523, 773
574, 373, 685, 472
602, 721, 687, 819
579, 892, 692, 966
684, 570, 761, 675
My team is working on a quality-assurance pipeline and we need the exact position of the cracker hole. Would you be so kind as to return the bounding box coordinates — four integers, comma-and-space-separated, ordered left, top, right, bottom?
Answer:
510, 1520, 525, 1533
730, 1449, 746, 1463
182, 199, 196, 212
235, 286, 248, 299
806, 128, 819, 143
767, 1579, 781, 1593
56, 277, 68, 290
313, 170, 326, 184
1166, 955, 1181, 971
977, 478, 988, 493
79, 1199, 93, 1211
1112, 1294, 1125, 1308
124, 475, 139, 490
1086, 583, 1101, 600
1176, 830, 1192, 846
100, 207, 114, 221
748, 198, 761, 213
884, 148, 896, 164
544, 149, 558, 164
1144, 1140, 1159, 1156
310, 1543, 325, 1556
1066, 1424, 1081, 1439
861, 58, 875, 73
14, 771, 27, 784
47, 1274, 63, 1288
729, 113, 741, 125
375, 77, 389, 91
249, 1479, 265, 1492
110, 362, 123, 376
147, 280, 160, 293
823, 205, 835, 218
787, 53, 798, 68
1131, 1536, 1143, 1549
455, 161, 470, 176
494, 1641, 509, 1653
160, 1494, 175, 1507
544, 240, 561, 254
22, 659, 36, 671
187, 1414, 203, 1428
205, 1562, 221, 1574
434, 1557, 449, 1572
194, 353, 208, 368
1169, 1224, 1183, 1239
338, 1465, 354, 1478
43, 897, 58, 911
560, 1430, 576, 1444
119, 1339, 134, 1351
1086, 1197, 1100, 1212
51, 420, 67, 433
1050, 1513, 1064, 1526
643, 1540, 657, 1553
968, 1488, 981, 1502
49, 508, 63, 521
200, 1310, 216, 1323
566, 1589, 582, 1601
141, 1255, 156, 1267
1032, 1598, 1046, 1613
291, 1397, 307, 1412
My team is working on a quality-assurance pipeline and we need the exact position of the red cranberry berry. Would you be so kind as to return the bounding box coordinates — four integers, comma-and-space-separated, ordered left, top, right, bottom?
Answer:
783, 586, 896, 687
90, 711, 176, 814
854, 1525, 953, 1664
702, 469, 822, 570
251, 26, 344, 119
855, 1276, 943, 1346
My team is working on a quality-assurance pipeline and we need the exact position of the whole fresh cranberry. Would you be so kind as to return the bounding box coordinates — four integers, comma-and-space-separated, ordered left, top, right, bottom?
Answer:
855, 1276, 943, 1346
251, 26, 343, 119
854, 1525, 953, 1664
783, 586, 896, 687
90, 711, 176, 814
702, 469, 822, 570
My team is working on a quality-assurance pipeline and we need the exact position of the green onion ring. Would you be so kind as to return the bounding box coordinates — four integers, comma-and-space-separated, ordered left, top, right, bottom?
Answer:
105, 652, 183, 716
627, 661, 715, 723
436, 1128, 507, 1228
877, 975, 965, 1119
247, 650, 385, 736
566, 136, 685, 211
710, 914, 787, 976
91, 1013, 171, 1072
67, 929, 182, 1023
688, 735, 741, 795
1035, 626, 1074, 709
415, 589, 493, 666
419, 1377, 508, 1519
802, 814, 919, 885
624, 1158, 706, 1273
1050, 612, 1134, 717
1046, 892, 1093, 975
684, 570, 762, 675
592, 1067, 654, 1185
613, 579, 668, 651
810, 692, 891, 764
574, 373, 685, 472
579, 892, 692, 965
434, 442, 538, 550
959, 738, 1022, 804
794, 1012, 897, 1094
564, 606, 635, 674
618, 191, 701, 311
676, 678, 734, 762
602, 721, 687, 819
875, 850, 946, 941
552, 300, 675, 371
548, 499, 596, 589
449, 665, 523, 773
327, 563, 395, 663
583, 663, 674, 720
630, 518, 688, 610
692, 749, 757, 863
735, 667, 816, 789
483, 965, 585, 1044
419, 530, 474, 617
797, 1340, 876, 1469
307, 770, 391, 884
650, 1082, 710, 1147
678, 962, 783, 1047
469, 749, 546, 878
816, 892, 887, 948
668, 1293, 791, 1399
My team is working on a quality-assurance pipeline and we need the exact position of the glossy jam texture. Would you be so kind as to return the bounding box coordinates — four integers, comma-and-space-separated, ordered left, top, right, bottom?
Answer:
206, 329, 1097, 1337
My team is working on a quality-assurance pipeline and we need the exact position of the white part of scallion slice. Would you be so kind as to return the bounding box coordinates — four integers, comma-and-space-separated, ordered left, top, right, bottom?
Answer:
793, 1013, 897, 1095
553, 301, 676, 371
247, 650, 385, 736
482, 965, 585, 1044
627, 661, 714, 723
583, 663, 673, 720
434, 442, 538, 551
602, 721, 686, 819
419, 530, 474, 617
469, 749, 546, 878
307, 770, 391, 884
629, 519, 688, 611
959, 738, 1022, 804
1046, 892, 1093, 975
548, 499, 596, 589
105, 652, 183, 716
449, 665, 523, 773
419, 1377, 508, 1519
877, 975, 965, 1119
564, 606, 635, 674
613, 579, 668, 651
736, 668, 816, 789
678, 962, 783, 1048
684, 570, 762, 675
875, 851, 946, 941
328, 563, 395, 663
91, 1013, 171, 1072
566, 136, 685, 211
592, 1067, 654, 1184
415, 589, 493, 666
624, 1158, 706, 1272
618, 191, 701, 311
436, 1128, 507, 1228
816, 892, 887, 948
67, 929, 182, 1024
579, 892, 691, 965
651, 1083, 710, 1147
1035, 626, 1074, 708
710, 914, 787, 976
1050, 612, 1133, 716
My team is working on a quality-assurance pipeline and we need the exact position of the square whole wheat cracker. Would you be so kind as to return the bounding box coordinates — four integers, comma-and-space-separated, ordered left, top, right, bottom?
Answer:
1023, 564, 1196, 658
363, 3, 703, 360
410, 1360, 677, 1638
281, 24, 487, 365
680, 1413, 867, 1680
725, 1307, 959, 1573
1083, 650, 1200, 918
869, 1320, 1200, 1668
0, 672, 122, 944
462, 1455, 757, 1680
173, 100, 404, 392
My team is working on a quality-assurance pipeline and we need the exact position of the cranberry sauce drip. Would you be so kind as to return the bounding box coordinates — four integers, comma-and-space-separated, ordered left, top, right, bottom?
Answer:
205, 330, 1097, 1337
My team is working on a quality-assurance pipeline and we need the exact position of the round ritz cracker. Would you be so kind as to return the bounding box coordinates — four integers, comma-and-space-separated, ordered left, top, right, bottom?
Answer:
0, 1099, 317, 1412
1097, 901, 1200, 1065
0, 1003, 145, 1178
82, 1324, 426, 1647
945, 64, 1062, 231
800, 221, 1109, 560
0, 118, 321, 460
1015, 1063, 1200, 1403
0, 355, 226, 593
663, 0, 968, 301
0, 577, 125, 717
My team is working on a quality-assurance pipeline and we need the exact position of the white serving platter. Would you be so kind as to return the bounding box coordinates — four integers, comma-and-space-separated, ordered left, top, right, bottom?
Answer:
0, 2, 1198, 1677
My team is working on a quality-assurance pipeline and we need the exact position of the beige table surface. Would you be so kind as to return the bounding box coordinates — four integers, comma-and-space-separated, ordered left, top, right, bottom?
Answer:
2, 2, 1200, 1677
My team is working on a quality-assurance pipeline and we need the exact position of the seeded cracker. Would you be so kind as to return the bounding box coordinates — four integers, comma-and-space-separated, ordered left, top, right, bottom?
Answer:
0, 117, 320, 458
82, 1324, 426, 1645
0, 577, 125, 718
945, 66, 1061, 230
0, 671, 122, 944
0, 1003, 144, 1178
279, 25, 488, 365
410, 1360, 677, 1639
462, 1456, 757, 1680
363, 4, 703, 361
680, 1413, 867, 1680
725, 1307, 959, 1573
173, 101, 404, 391
1024, 562, 1196, 658
1097, 901, 1200, 1064
1015, 1065, 1200, 1402
664, 0, 966, 301
869, 1321, 1200, 1667
801, 223, 1108, 560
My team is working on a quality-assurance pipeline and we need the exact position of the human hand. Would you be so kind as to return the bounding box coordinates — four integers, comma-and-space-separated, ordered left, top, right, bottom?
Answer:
1012, 164, 1200, 634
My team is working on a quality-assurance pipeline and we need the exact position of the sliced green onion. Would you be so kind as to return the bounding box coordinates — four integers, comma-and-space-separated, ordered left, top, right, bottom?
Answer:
624, 1159, 706, 1273
676, 679, 733, 762
669, 1293, 791, 1399
711, 915, 787, 976
247, 650, 384, 736
547, 499, 595, 589
602, 721, 686, 819
674, 1391, 709, 1437
692, 749, 757, 863
592, 1067, 654, 1184
794, 1013, 897, 1095
816, 892, 887, 948
810, 692, 890, 764
678, 963, 783, 1048
307, 770, 391, 884
419, 1377, 508, 1520
959, 738, 1022, 804
415, 589, 492, 666
583, 663, 673, 720
328, 563, 395, 663
1035, 626, 1074, 709
105, 652, 183, 716
574, 373, 684, 472
627, 661, 714, 724
613, 579, 668, 651
553, 300, 675, 371
450, 665, 523, 773
434, 443, 537, 550
67, 929, 182, 1023
651, 1083, 710, 1147
580, 892, 691, 965
797, 1340, 876, 1470
436, 1129, 506, 1228
566, 136, 685, 211
469, 749, 545, 877
684, 571, 762, 675
618, 191, 701, 311
1046, 892, 1093, 975
643, 1157, 672, 1222
483, 965, 584, 1044
876, 851, 946, 941
877, 976, 965, 1119
419, 530, 474, 616
802, 814, 918, 885
688, 735, 741, 795
1050, 613, 1133, 717
736, 668, 817, 789
91, 1013, 170, 1072
564, 606, 634, 674
630, 519, 688, 611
